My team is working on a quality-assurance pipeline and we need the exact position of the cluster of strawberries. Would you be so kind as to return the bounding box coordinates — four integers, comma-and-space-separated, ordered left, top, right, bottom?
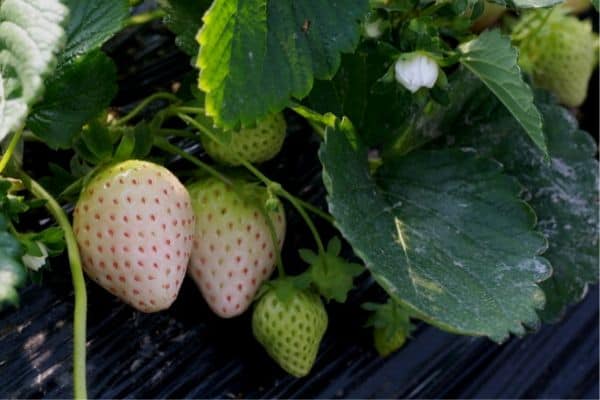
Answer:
73, 113, 326, 377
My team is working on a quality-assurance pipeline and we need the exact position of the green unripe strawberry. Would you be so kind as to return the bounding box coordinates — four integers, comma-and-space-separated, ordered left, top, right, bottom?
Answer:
363, 299, 413, 358
201, 113, 286, 166
373, 326, 407, 357
515, 9, 599, 107
252, 288, 328, 377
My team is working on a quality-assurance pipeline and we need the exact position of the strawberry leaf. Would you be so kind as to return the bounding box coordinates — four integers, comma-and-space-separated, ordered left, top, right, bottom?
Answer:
159, 0, 212, 57
27, 50, 118, 149
459, 30, 547, 157
443, 71, 599, 323
197, 0, 369, 128
26, 0, 125, 148
0, 0, 68, 142
320, 119, 550, 342
60, 0, 129, 63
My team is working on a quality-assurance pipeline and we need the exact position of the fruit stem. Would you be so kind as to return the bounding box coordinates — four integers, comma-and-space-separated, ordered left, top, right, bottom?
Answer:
170, 106, 205, 115
513, 7, 554, 44
153, 137, 233, 185
176, 113, 327, 254
114, 92, 181, 126
18, 171, 88, 400
294, 197, 335, 225
125, 9, 166, 27
259, 203, 286, 279
0, 129, 23, 174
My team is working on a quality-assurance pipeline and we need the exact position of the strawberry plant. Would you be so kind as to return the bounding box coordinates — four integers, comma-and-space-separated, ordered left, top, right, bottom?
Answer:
0, 0, 598, 397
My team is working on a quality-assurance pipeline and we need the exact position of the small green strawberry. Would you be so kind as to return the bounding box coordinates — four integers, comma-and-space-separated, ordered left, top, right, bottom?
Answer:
515, 9, 599, 107
252, 285, 328, 377
73, 160, 195, 312
187, 177, 286, 318
363, 299, 413, 357
201, 113, 286, 166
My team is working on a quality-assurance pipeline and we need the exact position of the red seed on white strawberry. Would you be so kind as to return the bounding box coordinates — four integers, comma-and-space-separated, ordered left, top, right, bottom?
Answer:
73, 160, 195, 312
187, 178, 286, 318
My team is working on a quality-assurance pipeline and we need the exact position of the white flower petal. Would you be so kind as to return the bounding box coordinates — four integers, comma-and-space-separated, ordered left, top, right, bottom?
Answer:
394, 54, 439, 93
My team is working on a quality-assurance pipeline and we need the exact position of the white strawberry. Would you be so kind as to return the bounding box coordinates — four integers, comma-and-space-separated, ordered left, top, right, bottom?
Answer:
73, 160, 195, 312
187, 178, 286, 318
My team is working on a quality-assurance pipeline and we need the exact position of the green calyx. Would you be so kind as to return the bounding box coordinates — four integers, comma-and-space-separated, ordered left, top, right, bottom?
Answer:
363, 298, 414, 357
299, 237, 364, 303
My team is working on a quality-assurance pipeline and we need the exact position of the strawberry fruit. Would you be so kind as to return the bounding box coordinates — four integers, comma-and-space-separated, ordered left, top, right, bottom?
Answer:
516, 9, 599, 107
252, 287, 328, 377
73, 160, 194, 312
187, 177, 286, 318
201, 113, 286, 166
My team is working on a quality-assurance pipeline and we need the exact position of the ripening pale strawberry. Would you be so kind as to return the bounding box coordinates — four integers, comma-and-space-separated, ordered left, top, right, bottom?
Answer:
201, 113, 286, 166
252, 288, 328, 377
187, 178, 286, 318
516, 9, 599, 107
73, 160, 194, 312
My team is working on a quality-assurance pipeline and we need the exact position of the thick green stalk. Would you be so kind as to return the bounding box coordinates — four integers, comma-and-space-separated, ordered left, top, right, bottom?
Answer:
20, 172, 88, 399
0, 129, 23, 174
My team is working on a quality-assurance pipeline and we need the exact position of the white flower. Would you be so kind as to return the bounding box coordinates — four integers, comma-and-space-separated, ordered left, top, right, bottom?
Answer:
22, 241, 49, 271
364, 19, 384, 39
394, 53, 439, 93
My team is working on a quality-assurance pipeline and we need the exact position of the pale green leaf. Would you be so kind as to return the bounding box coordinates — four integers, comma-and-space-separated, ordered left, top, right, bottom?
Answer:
197, 0, 369, 128
459, 29, 547, 155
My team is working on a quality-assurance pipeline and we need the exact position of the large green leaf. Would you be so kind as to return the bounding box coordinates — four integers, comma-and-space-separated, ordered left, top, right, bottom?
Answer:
27, 50, 118, 149
320, 120, 551, 342
0, 0, 68, 142
197, 0, 369, 128
444, 73, 599, 322
60, 0, 129, 63
160, 0, 212, 57
459, 30, 547, 156
25, 0, 124, 148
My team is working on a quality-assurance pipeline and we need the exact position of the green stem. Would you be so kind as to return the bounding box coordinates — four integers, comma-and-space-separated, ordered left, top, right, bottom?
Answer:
125, 9, 166, 27
177, 113, 326, 254
19, 171, 87, 400
294, 197, 334, 225
153, 137, 233, 185
155, 133, 288, 275
0, 129, 23, 174
115, 92, 180, 126
170, 106, 205, 115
